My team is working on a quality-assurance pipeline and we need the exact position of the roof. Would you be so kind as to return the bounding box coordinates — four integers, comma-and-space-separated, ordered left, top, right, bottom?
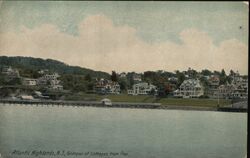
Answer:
180, 79, 202, 88
101, 98, 111, 102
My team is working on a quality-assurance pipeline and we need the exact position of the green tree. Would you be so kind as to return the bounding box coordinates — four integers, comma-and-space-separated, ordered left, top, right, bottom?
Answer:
201, 69, 212, 76
84, 73, 92, 82
219, 69, 227, 85
118, 78, 128, 91
175, 71, 185, 87
111, 71, 118, 82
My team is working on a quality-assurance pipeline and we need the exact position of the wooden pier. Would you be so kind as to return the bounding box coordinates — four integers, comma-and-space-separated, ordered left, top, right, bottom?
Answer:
0, 99, 247, 112
0, 99, 163, 109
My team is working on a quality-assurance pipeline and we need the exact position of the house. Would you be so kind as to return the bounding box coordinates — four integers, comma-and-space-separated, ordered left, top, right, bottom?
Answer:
132, 73, 142, 82
231, 73, 248, 89
221, 73, 248, 99
1, 66, 20, 80
168, 77, 178, 82
216, 83, 235, 99
94, 78, 120, 94
208, 76, 220, 87
22, 78, 37, 86
174, 79, 204, 98
19, 95, 34, 100
127, 82, 157, 95
50, 84, 63, 90
38, 69, 49, 75
207, 76, 220, 98
119, 72, 127, 78
215, 79, 248, 99
231, 76, 248, 99
37, 73, 63, 90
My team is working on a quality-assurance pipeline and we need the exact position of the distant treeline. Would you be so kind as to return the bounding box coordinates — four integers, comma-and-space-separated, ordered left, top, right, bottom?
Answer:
0, 56, 110, 78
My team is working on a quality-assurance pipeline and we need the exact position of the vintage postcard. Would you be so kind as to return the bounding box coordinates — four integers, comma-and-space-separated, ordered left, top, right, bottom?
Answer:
0, 1, 248, 158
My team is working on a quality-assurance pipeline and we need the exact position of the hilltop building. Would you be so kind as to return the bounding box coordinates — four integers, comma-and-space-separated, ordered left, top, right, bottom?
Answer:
1, 66, 20, 80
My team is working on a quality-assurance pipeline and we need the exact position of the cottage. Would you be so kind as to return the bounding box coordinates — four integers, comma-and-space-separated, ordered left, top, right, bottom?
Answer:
207, 76, 220, 98
174, 79, 204, 98
1, 66, 20, 80
208, 76, 220, 87
127, 82, 157, 95
22, 78, 37, 86
216, 73, 248, 99
95, 78, 120, 94
119, 72, 127, 78
132, 73, 142, 82
38, 69, 49, 75
37, 73, 63, 90
216, 83, 235, 99
168, 77, 178, 82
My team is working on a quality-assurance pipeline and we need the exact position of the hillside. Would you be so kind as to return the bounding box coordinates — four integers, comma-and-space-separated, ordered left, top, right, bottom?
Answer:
0, 56, 110, 78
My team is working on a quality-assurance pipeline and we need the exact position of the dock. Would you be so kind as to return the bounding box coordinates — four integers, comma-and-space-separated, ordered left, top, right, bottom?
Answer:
218, 101, 248, 112
0, 99, 163, 109
0, 99, 247, 112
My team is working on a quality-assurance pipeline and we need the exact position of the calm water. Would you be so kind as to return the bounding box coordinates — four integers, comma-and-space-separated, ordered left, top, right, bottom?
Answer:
0, 104, 247, 158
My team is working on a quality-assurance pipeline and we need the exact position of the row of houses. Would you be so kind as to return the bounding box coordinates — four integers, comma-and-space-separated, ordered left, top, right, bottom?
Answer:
94, 76, 247, 99
173, 75, 248, 99
94, 79, 158, 96
216, 76, 248, 99
2, 66, 248, 99
22, 73, 63, 90
1, 66, 63, 90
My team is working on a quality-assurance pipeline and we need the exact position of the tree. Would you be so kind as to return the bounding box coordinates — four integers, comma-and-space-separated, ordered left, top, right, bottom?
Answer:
230, 70, 235, 76
219, 69, 227, 85
118, 79, 128, 91
111, 71, 118, 82
201, 69, 212, 76
84, 73, 92, 82
176, 71, 185, 87
87, 82, 94, 91
164, 84, 172, 95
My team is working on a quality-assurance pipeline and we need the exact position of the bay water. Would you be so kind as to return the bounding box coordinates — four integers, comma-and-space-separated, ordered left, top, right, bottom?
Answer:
0, 104, 247, 158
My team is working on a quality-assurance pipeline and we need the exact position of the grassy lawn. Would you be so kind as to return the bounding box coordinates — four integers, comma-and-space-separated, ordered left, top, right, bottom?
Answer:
63, 93, 231, 107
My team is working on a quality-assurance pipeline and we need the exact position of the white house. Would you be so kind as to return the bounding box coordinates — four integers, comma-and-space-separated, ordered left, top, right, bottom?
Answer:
22, 78, 37, 86
174, 79, 204, 98
37, 73, 63, 90
127, 82, 157, 95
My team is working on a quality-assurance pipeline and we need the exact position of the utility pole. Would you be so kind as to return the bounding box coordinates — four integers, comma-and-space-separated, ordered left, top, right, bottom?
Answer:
217, 90, 220, 108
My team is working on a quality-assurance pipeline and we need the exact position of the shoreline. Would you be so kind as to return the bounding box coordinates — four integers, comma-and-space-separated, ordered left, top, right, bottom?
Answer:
0, 99, 247, 113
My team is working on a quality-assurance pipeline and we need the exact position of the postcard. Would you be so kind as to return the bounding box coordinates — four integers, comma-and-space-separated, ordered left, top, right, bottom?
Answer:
0, 1, 248, 158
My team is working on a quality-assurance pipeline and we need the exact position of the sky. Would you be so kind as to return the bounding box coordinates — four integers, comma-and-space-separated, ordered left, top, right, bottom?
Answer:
0, 1, 248, 74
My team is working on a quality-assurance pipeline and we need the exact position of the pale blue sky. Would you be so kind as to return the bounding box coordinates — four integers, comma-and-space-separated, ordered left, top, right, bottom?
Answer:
0, 1, 248, 44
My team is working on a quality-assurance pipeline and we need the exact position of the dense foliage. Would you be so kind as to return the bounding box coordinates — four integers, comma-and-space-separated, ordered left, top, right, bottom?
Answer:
0, 56, 110, 78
